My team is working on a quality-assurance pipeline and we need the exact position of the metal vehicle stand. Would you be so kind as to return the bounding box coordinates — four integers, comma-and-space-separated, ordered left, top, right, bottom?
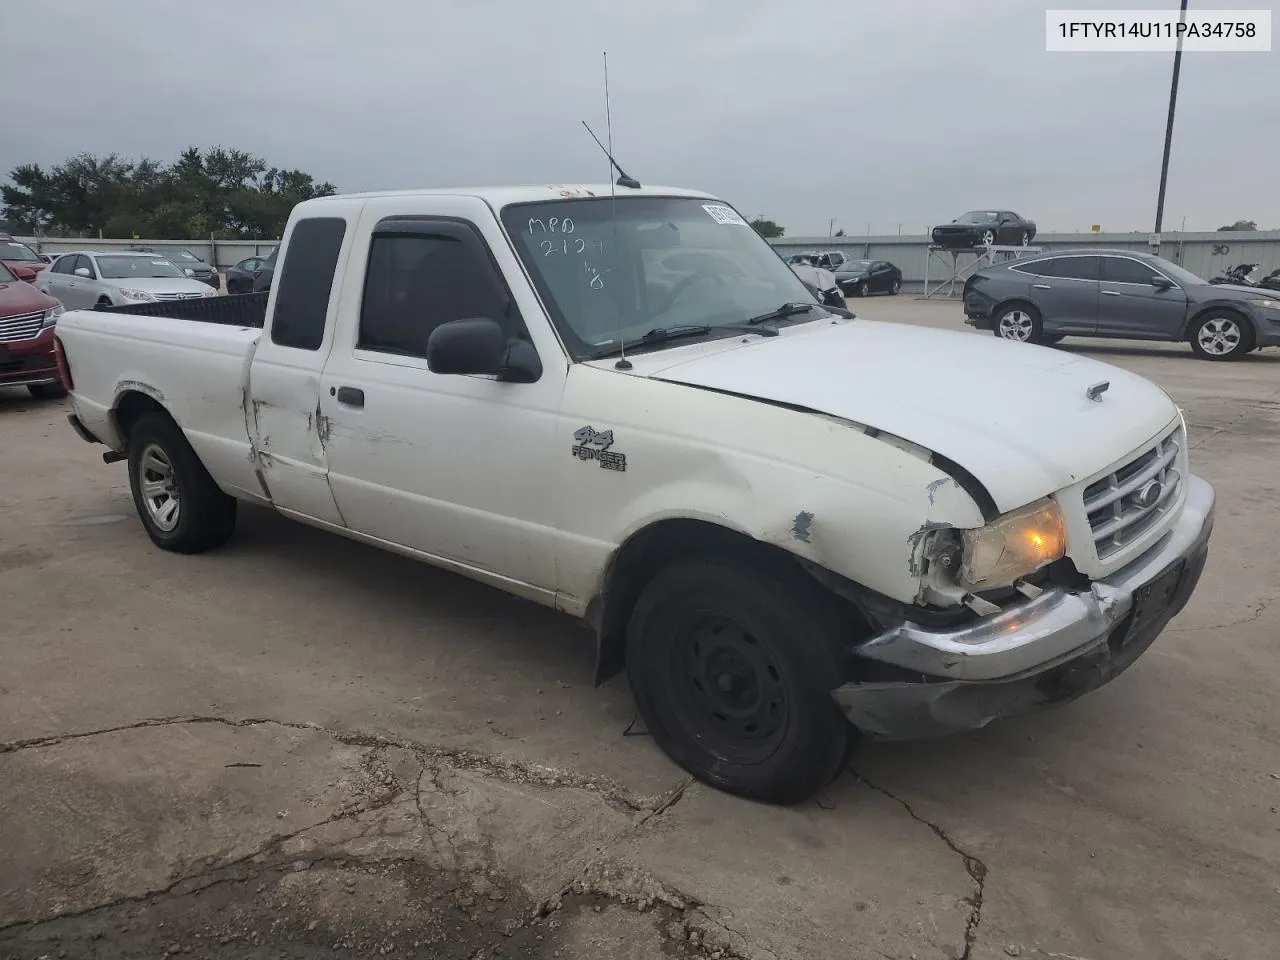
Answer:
922, 243, 1043, 299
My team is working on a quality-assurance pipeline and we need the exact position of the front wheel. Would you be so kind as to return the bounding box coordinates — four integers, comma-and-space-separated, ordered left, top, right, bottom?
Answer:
1189, 312, 1254, 360
626, 556, 854, 805
1020, 231, 1031, 246
979, 229, 996, 247
127, 412, 237, 553
994, 303, 1044, 344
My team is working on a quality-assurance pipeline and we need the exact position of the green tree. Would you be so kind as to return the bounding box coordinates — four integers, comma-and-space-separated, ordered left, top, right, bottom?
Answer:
1217, 219, 1257, 231
749, 216, 785, 239
1, 147, 337, 239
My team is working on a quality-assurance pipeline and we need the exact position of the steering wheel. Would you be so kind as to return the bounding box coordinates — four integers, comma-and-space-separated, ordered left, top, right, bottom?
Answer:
655, 271, 724, 315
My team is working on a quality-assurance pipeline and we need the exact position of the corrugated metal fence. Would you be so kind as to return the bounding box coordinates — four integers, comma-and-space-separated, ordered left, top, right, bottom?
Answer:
19, 230, 1280, 295
769, 231, 1280, 295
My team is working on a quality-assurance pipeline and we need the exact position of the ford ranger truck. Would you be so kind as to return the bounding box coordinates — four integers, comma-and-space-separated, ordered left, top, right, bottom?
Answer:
54, 185, 1215, 805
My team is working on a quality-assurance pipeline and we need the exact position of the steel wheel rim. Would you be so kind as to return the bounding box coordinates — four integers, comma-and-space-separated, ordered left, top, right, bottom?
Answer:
1197, 317, 1241, 355
999, 310, 1034, 341
667, 614, 789, 764
138, 443, 181, 532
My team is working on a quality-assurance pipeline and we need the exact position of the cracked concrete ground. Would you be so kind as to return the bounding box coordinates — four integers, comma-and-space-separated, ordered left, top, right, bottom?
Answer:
2, 297, 1279, 959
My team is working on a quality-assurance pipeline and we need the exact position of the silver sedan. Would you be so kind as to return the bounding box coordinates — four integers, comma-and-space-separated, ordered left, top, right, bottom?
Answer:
37, 251, 218, 310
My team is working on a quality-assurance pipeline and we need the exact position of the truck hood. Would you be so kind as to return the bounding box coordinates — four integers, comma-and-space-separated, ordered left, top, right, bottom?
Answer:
631, 319, 1179, 514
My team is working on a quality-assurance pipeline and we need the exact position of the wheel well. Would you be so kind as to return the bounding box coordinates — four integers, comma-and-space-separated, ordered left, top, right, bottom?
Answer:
113, 391, 167, 443
1183, 305, 1255, 342
588, 518, 857, 686
993, 298, 1039, 320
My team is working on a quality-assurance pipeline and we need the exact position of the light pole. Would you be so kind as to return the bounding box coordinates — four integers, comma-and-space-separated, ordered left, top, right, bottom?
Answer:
1153, 0, 1189, 249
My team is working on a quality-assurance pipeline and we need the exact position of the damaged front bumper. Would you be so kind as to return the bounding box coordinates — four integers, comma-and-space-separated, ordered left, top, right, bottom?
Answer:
833, 474, 1215, 740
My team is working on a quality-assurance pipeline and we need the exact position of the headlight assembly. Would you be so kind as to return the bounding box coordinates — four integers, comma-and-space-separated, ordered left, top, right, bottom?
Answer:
1247, 298, 1280, 311
118, 288, 155, 301
41, 303, 65, 327
959, 498, 1066, 591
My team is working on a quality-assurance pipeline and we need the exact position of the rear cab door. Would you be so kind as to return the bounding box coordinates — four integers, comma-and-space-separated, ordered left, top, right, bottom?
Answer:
246, 201, 364, 525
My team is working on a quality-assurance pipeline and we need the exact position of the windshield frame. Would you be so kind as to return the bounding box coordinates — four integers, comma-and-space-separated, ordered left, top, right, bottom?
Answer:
95, 254, 187, 280
0, 239, 41, 262
499, 194, 825, 361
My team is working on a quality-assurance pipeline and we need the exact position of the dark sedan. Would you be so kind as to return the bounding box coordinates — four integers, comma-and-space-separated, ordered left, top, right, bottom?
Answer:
962, 248, 1280, 361
131, 246, 220, 288
833, 259, 902, 297
932, 210, 1036, 249
226, 251, 276, 294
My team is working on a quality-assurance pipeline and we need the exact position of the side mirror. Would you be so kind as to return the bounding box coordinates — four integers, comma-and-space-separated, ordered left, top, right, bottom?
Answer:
11, 265, 37, 283
425, 318, 542, 384
1151, 275, 1174, 290
74, 267, 91, 278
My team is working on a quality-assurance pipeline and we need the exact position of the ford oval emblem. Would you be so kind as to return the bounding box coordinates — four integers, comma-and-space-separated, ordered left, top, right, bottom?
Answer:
1135, 479, 1164, 509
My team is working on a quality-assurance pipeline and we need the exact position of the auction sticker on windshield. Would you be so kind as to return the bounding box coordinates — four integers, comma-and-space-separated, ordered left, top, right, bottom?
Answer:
702, 204, 748, 226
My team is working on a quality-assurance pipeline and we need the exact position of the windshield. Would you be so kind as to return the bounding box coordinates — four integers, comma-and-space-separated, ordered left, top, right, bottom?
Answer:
501, 196, 821, 359
1148, 256, 1206, 286
96, 255, 186, 279
167, 250, 199, 263
0, 239, 41, 262
956, 211, 999, 224
841, 260, 873, 271
0, 261, 15, 283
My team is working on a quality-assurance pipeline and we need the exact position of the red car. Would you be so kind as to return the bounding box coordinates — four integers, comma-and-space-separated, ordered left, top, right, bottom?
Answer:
0, 233, 48, 283
0, 258, 66, 398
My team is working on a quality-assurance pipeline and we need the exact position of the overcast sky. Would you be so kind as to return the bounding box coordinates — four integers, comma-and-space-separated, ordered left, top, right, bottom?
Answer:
2, 0, 1276, 236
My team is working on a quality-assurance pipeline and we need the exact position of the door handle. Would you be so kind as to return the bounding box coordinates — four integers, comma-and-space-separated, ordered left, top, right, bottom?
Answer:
1101, 290, 1121, 297
1032, 283, 1051, 289
335, 386, 365, 407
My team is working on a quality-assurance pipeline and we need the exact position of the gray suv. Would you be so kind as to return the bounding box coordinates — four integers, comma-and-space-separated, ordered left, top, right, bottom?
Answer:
963, 249, 1280, 360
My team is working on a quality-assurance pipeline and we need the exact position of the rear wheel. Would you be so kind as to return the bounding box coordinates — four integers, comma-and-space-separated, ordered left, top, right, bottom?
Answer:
889, 278, 901, 295
626, 556, 854, 805
126, 412, 237, 553
858, 282, 870, 297
1189, 312, 1253, 360
27, 383, 68, 400
994, 303, 1044, 344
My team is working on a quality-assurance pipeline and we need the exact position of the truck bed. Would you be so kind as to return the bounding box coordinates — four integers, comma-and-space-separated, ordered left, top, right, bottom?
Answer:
98, 291, 268, 328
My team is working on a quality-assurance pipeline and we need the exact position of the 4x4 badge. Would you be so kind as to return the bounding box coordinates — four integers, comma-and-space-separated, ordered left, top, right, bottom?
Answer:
572, 426, 627, 472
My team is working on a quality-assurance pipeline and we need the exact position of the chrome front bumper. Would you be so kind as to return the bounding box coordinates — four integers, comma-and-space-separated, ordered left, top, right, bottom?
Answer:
833, 474, 1215, 739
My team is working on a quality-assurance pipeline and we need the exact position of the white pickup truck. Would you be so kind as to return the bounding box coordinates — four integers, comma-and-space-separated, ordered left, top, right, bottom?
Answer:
56, 184, 1215, 805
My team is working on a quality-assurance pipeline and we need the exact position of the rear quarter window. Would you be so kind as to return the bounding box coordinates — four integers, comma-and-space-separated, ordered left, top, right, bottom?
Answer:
270, 217, 347, 351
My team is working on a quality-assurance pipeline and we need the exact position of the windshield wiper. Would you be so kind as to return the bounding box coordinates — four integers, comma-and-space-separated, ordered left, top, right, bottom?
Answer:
746, 301, 817, 326
591, 322, 777, 359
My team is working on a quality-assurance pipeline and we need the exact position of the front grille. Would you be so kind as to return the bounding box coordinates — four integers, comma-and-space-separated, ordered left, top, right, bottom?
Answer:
151, 292, 203, 301
0, 310, 44, 342
1083, 426, 1183, 560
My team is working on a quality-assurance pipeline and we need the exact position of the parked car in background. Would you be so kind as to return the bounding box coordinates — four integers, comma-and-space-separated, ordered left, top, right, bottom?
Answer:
226, 251, 275, 294
963, 248, 1280, 360
834, 259, 902, 297
251, 247, 277, 292
131, 246, 220, 288
789, 261, 848, 309
0, 233, 48, 282
783, 251, 846, 270
38, 252, 57, 265
37, 251, 218, 310
932, 211, 1036, 249
0, 258, 65, 398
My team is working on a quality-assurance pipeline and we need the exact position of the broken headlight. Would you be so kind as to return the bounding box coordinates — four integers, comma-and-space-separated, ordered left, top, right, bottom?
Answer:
958, 498, 1066, 591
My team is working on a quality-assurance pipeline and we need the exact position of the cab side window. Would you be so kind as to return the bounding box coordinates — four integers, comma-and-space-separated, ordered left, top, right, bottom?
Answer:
270, 217, 347, 351
357, 219, 524, 359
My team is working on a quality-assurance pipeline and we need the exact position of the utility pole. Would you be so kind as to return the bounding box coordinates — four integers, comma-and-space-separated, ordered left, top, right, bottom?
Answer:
828, 218, 835, 237
1153, 0, 1189, 250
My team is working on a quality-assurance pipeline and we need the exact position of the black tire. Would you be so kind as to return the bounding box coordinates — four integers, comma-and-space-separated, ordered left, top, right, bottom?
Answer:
126, 412, 237, 553
1188, 312, 1254, 361
96, 295, 113, 309
1020, 231, 1031, 246
993, 302, 1044, 344
889, 278, 901, 295
28, 383, 68, 399
626, 556, 855, 805
858, 282, 870, 297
